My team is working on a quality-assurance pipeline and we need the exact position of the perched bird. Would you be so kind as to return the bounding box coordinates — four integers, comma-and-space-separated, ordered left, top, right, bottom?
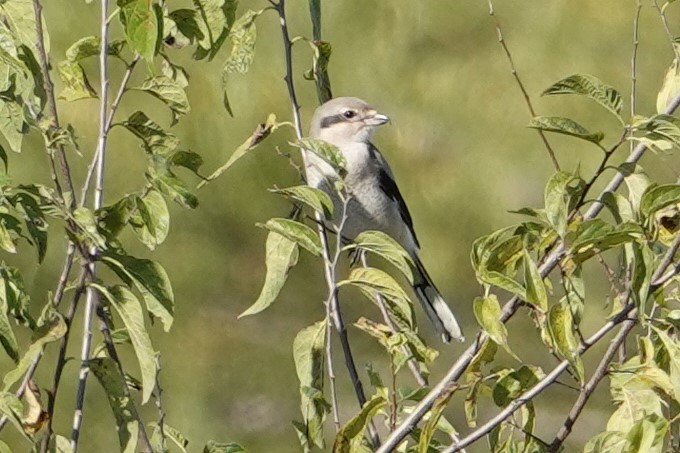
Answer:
306, 97, 464, 343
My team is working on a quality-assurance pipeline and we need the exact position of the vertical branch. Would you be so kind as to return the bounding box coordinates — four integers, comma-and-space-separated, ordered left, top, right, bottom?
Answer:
630, 0, 642, 124
487, 0, 560, 171
272, 0, 379, 447
70, 0, 110, 448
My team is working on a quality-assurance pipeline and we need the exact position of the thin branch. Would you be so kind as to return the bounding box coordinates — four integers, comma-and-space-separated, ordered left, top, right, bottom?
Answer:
152, 355, 167, 451
630, 0, 642, 126
652, 0, 678, 56
487, 0, 559, 171
376, 78, 680, 453
325, 309, 341, 432
272, 0, 379, 448
547, 314, 636, 452
443, 305, 637, 453
70, 0, 111, 448
360, 253, 428, 387
31, 0, 77, 209
80, 55, 140, 208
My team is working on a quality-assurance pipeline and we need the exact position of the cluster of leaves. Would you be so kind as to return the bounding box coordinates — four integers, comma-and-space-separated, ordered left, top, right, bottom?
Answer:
460, 70, 680, 452
0, 0, 273, 451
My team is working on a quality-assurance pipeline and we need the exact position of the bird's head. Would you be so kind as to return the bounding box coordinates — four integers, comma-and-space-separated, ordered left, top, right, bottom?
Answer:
309, 97, 389, 144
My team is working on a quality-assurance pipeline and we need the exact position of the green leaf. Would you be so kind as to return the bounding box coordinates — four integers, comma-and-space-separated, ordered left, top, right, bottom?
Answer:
198, 114, 277, 187
548, 302, 583, 383
346, 230, 415, 283
193, 0, 237, 60
203, 440, 246, 453
657, 50, 680, 114
333, 397, 386, 453
340, 267, 414, 329
295, 138, 346, 174
0, 274, 19, 362
624, 414, 667, 453
293, 321, 328, 450
122, 111, 180, 155
584, 432, 626, 453
129, 190, 170, 250
260, 218, 321, 256
101, 252, 174, 332
271, 185, 334, 219
354, 318, 412, 372
135, 76, 190, 125
0, 216, 16, 254
473, 295, 517, 361
620, 163, 651, 213
544, 171, 575, 237
239, 231, 298, 318
89, 357, 140, 453
492, 366, 544, 407
57, 60, 97, 101
542, 74, 623, 120
0, 391, 26, 439
639, 184, 680, 220
170, 150, 203, 175
569, 219, 642, 258
0, 99, 25, 153
3, 310, 66, 390
149, 162, 198, 209
307, 40, 333, 104
65, 36, 124, 61
629, 242, 654, 313
119, 0, 158, 61
1, 0, 48, 59
92, 284, 157, 404
71, 207, 107, 249
223, 10, 258, 74
417, 385, 456, 453
523, 250, 548, 312
528, 116, 603, 144
602, 192, 635, 223
13, 192, 48, 263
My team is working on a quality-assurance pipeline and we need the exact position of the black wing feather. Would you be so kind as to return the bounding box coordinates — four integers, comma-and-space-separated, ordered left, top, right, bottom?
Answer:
369, 143, 420, 248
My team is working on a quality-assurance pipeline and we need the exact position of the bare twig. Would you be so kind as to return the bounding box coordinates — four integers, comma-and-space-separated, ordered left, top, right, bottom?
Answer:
652, 0, 678, 56
487, 0, 559, 171
376, 77, 680, 453
325, 310, 341, 432
630, 0, 642, 126
272, 0, 379, 448
80, 55, 140, 208
70, 1, 111, 448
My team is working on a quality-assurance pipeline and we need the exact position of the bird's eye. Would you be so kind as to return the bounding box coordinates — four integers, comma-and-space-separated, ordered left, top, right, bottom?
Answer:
342, 110, 357, 119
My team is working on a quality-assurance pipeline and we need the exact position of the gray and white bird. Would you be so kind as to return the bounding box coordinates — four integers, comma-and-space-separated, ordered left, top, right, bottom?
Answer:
306, 97, 464, 343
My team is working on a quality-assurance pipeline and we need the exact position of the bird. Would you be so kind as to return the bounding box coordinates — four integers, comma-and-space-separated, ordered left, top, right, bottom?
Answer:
306, 96, 464, 343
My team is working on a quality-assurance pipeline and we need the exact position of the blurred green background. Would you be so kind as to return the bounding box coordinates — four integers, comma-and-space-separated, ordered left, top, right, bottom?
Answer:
2, 0, 680, 451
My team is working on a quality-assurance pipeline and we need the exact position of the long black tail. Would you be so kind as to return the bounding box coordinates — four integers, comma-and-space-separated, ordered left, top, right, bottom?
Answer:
411, 255, 464, 343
